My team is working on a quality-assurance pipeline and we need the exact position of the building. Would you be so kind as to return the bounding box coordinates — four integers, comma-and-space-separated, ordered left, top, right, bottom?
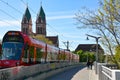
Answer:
21, 6, 59, 47
46, 36, 59, 47
75, 44, 104, 62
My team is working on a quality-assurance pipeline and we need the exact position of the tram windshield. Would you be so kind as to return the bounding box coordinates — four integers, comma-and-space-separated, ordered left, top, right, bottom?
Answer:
1, 42, 23, 60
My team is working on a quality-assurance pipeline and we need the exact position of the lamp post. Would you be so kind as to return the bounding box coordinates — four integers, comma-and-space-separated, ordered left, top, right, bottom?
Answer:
86, 34, 101, 74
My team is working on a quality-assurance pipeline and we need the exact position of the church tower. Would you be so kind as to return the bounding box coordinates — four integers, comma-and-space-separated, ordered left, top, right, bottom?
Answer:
36, 6, 46, 36
21, 7, 32, 35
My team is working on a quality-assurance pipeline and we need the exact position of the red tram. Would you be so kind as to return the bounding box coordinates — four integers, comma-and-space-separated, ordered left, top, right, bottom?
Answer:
0, 31, 79, 68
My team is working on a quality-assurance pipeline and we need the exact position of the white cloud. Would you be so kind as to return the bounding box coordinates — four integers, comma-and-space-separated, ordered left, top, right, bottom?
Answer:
0, 35, 3, 40
0, 20, 20, 27
47, 15, 75, 20
47, 10, 76, 15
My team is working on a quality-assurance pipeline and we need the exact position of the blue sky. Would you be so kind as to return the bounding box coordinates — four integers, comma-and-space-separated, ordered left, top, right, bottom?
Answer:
0, 0, 100, 51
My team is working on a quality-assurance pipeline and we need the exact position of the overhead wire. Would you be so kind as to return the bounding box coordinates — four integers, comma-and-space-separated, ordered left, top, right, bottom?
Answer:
0, 0, 22, 30
20, 0, 63, 38
47, 23, 76, 50
20, 0, 37, 15
47, 23, 67, 40
20, 0, 62, 38
0, 0, 71, 41
0, 0, 75, 50
0, 0, 23, 14
0, 8, 20, 23
20, 0, 26, 6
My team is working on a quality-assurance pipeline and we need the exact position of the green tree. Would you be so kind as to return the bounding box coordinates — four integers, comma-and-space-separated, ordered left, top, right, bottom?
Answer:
84, 51, 95, 62
31, 35, 53, 45
76, 50, 95, 62
75, 0, 120, 68
76, 50, 84, 62
115, 45, 120, 63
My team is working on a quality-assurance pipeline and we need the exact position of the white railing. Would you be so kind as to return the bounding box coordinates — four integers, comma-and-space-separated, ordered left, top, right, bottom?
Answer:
101, 66, 113, 80
96, 63, 120, 80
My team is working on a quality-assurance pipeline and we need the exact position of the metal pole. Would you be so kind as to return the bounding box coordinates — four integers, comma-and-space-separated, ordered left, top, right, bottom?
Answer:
63, 41, 69, 51
86, 34, 101, 74
96, 38, 99, 62
67, 41, 69, 51
95, 38, 98, 74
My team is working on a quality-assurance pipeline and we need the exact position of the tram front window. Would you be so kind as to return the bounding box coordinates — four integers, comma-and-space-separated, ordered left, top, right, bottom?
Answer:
2, 42, 23, 60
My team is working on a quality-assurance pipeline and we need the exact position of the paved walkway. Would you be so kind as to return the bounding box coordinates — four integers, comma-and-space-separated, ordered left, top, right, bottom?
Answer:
71, 67, 98, 80
46, 66, 98, 80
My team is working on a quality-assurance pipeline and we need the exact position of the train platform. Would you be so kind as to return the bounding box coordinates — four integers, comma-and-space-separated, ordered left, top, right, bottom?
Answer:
46, 65, 98, 80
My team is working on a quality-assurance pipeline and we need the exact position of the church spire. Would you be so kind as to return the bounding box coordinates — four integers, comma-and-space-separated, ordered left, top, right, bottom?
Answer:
24, 6, 31, 21
36, 5, 46, 36
38, 6, 46, 22
21, 6, 32, 35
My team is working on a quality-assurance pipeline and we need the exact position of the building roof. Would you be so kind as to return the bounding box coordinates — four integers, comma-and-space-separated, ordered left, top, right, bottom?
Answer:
38, 6, 45, 21
75, 44, 104, 52
46, 36, 59, 47
24, 7, 31, 21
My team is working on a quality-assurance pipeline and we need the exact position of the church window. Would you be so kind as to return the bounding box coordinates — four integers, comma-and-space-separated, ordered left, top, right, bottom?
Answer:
40, 28, 42, 34
24, 18, 26, 23
38, 27, 40, 34
39, 17, 41, 23
24, 18, 28, 23
37, 20, 39, 23
41, 20, 43, 23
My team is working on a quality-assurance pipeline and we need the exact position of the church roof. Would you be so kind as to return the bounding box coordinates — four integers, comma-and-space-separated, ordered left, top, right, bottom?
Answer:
38, 6, 45, 21
46, 36, 59, 47
24, 7, 31, 21
75, 44, 104, 52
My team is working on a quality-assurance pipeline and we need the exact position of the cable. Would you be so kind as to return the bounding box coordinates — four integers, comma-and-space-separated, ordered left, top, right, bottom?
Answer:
47, 23, 67, 40
0, 0, 75, 50
20, 0, 37, 15
0, 0, 23, 14
47, 23, 78, 50
21, 0, 59, 35
0, 8, 20, 23
20, 0, 26, 6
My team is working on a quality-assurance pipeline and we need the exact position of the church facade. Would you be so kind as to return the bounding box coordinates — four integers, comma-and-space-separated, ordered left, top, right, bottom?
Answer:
21, 6, 59, 47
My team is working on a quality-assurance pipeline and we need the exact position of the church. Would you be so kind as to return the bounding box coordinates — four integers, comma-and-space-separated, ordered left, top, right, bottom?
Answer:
21, 6, 59, 47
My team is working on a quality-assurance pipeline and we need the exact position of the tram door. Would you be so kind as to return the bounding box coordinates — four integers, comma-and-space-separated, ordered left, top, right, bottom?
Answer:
22, 43, 30, 64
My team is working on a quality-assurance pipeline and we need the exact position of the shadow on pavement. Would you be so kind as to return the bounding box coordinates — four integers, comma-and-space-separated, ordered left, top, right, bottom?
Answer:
45, 65, 86, 80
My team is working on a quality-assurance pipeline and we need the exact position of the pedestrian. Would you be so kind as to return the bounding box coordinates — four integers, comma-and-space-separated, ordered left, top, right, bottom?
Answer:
89, 60, 93, 70
86, 60, 90, 69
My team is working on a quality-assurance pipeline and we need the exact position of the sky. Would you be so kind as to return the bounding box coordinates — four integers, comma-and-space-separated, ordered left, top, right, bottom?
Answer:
0, 0, 100, 51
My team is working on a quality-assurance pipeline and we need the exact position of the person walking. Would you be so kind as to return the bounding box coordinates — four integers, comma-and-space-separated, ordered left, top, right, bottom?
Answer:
89, 60, 93, 70
86, 60, 90, 69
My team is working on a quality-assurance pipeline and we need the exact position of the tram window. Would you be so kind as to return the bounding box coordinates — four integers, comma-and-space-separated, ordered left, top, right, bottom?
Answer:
22, 43, 29, 59
36, 48, 43, 63
23, 48, 29, 58
36, 48, 43, 58
24, 43, 29, 50
29, 46, 34, 58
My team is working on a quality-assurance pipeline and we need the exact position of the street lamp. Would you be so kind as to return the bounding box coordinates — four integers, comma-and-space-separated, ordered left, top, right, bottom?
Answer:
86, 34, 101, 74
